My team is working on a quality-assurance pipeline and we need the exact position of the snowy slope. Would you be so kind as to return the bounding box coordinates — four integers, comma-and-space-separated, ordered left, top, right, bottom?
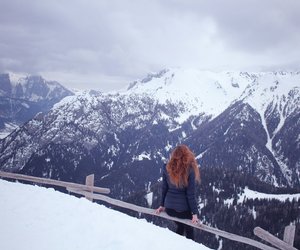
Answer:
239, 187, 300, 202
125, 68, 253, 119
5, 72, 28, 87
0, 179, 211, 250
241, 72, 300, 114
241, 72, 300, 148
126, 69, 300, 118
0, 122, 18, 139
223, 187, 300, 206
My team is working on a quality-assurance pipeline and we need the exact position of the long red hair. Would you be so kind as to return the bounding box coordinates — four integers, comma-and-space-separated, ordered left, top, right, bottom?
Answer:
166, 145, 200, 187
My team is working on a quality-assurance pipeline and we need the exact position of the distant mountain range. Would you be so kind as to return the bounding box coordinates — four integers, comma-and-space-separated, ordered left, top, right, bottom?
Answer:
0, 68, 299, 196
0, 73, 74, 138
1, 69, 299, 250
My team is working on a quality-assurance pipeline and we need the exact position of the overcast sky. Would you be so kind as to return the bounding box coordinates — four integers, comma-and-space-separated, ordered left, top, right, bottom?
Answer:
1, 0, 300, 91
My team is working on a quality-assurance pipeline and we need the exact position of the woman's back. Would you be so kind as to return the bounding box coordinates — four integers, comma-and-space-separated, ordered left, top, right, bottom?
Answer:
162, 163, 198, 214
156, 145, 201, 240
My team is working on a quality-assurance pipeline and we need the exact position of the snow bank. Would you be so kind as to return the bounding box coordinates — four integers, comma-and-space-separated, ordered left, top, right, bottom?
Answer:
239, 187, 300, 202
224, 187, 300, 206
0, 180, 211, 250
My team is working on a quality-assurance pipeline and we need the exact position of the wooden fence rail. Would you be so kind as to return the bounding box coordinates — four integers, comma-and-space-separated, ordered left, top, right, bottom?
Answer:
254, 227, 297, 250
0, 171, 110, 194
0, 171, 297, 250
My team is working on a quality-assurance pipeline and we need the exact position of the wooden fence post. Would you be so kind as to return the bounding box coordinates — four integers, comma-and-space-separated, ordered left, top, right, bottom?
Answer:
85, 174, 94, 202
283, 225, 296, 246
254, 227, 298, 250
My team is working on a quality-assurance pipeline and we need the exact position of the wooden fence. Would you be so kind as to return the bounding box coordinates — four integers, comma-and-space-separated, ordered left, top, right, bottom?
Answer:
0, 171, 297, 250
0, 171, 110, 195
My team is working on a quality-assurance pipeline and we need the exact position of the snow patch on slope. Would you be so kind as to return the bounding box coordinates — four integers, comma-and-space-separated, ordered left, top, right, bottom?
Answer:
224, 187, 300, 206
0, 122, 19, 139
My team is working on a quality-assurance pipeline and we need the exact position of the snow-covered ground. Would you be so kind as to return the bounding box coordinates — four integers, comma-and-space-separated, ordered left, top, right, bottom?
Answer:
0, 179, 211, 250
224, 187, 300, 206
239, 187, 300, 202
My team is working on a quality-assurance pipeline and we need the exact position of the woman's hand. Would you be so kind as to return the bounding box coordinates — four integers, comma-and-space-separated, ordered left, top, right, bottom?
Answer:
155, 206, 165, 214
192, 214, 199, 224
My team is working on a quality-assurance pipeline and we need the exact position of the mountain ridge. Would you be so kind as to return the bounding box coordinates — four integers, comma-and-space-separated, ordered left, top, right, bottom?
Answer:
0, 68, 299, 190
0, 73, 74, 138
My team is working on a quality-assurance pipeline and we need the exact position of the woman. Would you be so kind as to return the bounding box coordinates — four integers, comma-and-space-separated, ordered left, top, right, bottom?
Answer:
156, 144, 200, 240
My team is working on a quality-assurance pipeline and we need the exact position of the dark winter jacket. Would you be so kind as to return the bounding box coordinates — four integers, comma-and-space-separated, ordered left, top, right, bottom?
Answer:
160, 164, 198, 215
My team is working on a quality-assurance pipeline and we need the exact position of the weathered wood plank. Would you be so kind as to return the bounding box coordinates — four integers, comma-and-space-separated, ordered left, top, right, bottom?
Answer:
85, 174, 94, 201
0, 171, 110, 194
254, 227, 297, 250
283, 225, 296, 246
67, 188, 278, 250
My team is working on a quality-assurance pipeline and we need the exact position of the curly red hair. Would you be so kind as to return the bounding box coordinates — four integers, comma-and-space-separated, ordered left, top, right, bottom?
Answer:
166, 145, 200, 187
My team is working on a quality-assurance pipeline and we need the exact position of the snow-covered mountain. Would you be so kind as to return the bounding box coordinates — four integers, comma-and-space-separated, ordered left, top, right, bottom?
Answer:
0, 179, 211, 250
0, 68, 299, 196
240, 72, 300, 185
126, 68, 252, 118
0, 73, 74, 138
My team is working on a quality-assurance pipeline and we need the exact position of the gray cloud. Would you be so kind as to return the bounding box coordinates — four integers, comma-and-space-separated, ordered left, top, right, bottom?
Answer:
0, 0, 299, 91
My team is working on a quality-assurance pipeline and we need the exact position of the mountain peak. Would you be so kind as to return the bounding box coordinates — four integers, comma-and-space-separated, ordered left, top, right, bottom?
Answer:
0, 72, 74, 139
124, 68, 256, 117
0, 72, 74, 102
